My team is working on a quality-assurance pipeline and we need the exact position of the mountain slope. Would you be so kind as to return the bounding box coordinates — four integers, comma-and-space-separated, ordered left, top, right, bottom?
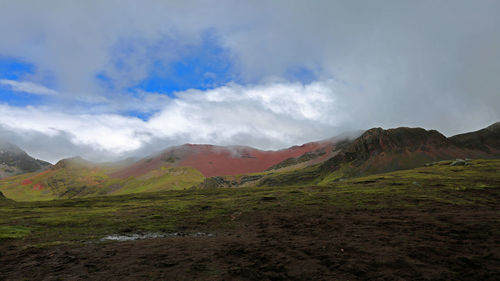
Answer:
319, 127, 464, 176
0, 156, 204, 201
251, 123, 500, 187
449, 122, 500, 155
0, 141, 51, 178
110, 141, 338, 178
0, 138, 348, 200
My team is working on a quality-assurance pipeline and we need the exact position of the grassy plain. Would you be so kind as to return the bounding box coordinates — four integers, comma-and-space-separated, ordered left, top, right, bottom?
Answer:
0, 159, 499, 280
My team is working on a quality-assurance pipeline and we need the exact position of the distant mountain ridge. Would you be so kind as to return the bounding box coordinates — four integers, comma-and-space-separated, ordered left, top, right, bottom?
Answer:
1, 122, 500, 200
0, 141, 51, 178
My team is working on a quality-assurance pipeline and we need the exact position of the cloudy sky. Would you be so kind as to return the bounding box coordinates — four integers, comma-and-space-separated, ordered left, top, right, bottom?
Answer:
0, 0, 499, 163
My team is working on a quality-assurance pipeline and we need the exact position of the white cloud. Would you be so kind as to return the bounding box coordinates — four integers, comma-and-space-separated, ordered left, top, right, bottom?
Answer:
0, 77, 498, 163
0, 105, 148, 154
0, 79, 58, 96
0, 81, 345, 162
0, 1, 499, 162
148, 80, 344, 141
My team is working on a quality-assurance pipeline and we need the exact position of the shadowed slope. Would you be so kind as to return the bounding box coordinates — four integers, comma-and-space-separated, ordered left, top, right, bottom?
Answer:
449, 122, 500, 155
257, 124, 500, 187
319, 127, 467, 176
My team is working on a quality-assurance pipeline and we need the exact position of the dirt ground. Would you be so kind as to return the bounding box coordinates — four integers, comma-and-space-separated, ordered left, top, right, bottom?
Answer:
1, 202, 499, 281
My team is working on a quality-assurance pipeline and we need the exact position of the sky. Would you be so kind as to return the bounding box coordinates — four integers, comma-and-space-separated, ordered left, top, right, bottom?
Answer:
0, 0, 499, 163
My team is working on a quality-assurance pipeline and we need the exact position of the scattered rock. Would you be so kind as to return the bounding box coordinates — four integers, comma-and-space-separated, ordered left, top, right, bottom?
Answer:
200, 174, 265, 188
231, 211, 242, 221
450, 159, 468, 166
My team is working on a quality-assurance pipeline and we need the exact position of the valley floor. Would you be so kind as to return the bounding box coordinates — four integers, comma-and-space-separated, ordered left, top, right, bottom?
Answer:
1, 160, 499, 280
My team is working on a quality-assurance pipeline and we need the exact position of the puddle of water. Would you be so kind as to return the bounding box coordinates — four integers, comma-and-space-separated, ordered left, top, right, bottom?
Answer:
101, 232, 215, 242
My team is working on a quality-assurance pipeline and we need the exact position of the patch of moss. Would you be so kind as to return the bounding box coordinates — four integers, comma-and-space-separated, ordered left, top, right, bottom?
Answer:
0, 225, 32, 239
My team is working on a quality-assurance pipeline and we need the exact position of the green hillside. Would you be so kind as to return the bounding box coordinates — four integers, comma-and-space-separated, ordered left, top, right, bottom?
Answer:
0, 162, 204, 202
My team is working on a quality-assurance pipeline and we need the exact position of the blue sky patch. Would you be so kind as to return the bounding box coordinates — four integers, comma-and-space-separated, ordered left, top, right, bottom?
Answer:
0, 87, 45, 106
109, 31, 238, 97
0, 57, 35, 80
0, 57, 48, 106
285, 66, 318, 84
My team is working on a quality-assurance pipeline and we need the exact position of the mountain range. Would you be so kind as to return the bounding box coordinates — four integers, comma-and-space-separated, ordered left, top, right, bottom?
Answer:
0, 122, 499, 201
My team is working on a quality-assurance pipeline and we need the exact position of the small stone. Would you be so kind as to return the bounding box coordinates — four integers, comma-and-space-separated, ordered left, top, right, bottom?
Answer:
450, 159, 466, 166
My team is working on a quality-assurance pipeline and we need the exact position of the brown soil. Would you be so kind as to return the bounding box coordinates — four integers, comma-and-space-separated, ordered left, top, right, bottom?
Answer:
1, 204, 499, 280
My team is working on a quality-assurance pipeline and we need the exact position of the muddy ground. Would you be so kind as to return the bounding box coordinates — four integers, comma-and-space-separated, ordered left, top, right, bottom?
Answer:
1, 203, 499, 281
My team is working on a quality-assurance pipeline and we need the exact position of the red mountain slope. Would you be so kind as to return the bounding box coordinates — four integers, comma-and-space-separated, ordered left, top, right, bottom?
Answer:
111, 141, 336, 178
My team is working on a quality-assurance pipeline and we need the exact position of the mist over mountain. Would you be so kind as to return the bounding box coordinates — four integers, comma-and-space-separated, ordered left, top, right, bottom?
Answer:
0, 140, 51, 178
1, 122, 498, 200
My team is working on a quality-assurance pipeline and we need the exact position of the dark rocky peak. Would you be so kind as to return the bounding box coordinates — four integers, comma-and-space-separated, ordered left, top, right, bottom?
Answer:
449, 121, 500, 152
319, 127, 452, 172
0, 140, 51, 177
344, 127, 449, 158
